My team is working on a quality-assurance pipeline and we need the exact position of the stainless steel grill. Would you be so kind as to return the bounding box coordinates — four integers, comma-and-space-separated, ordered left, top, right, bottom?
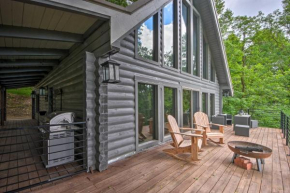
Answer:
40, 111, 75, 168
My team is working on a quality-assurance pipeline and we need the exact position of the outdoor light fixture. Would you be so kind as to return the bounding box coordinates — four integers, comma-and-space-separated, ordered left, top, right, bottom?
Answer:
101, 59, 121, 84
31, 91, 36, 99
223, 90, 230, 97
39, 87, 46, 96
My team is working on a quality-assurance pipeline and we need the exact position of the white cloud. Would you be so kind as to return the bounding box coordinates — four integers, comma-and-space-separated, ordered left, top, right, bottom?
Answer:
139, 24, 153, 51
164, 23, 174, 54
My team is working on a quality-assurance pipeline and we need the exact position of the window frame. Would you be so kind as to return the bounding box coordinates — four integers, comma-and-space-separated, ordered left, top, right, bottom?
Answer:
163, 86, 178, 140
202, 36, 209, 80
135, 13, 160, 66
180, 0, 191, 74
135, 76, 161, 151
210, 57, 216, 82
181, 86, 200, 128
210, 93, 215, 118
202, 92, 208, 114
191, 8, 200, 77
162, 0, 178, 70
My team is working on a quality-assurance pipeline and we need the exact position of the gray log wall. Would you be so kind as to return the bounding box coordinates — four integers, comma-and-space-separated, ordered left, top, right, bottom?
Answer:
108, 30, 220, 162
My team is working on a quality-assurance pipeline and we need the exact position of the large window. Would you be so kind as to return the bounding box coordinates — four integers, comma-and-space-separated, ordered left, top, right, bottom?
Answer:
210, 94, 215, 117
163, 2, 174, 68
183, 90, 191, 127
202, 93, 208, 114
203, 38, 208, 79
137, 16, 155, 61
181, 2, 189, 73
210, 59, 215, 82
164, 87, 177, 136
138, 83, 157, 144
192, 91, 199, 115
192, 13, 198, 76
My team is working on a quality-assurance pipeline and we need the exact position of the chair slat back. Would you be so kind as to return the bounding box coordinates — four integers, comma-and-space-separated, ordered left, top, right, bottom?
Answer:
167, 115, 183, 147
193, 112, 211, 133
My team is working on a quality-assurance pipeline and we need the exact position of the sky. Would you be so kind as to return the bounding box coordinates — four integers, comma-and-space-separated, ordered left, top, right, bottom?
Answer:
224, 0, 283, 16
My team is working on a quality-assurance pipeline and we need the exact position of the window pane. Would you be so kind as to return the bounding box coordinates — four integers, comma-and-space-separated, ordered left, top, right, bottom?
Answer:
210, 94, 215, 117
203, 38, 208, 79
163, 2, 174, 68
183, 90, 191, 127
138, 83, 157, 144
193, 14, 198, 76
181, 3, 189, 73
192, 91, 199, 115
164, 87, 176, 136
202, 93, 208, 114
138, 17, 154, 60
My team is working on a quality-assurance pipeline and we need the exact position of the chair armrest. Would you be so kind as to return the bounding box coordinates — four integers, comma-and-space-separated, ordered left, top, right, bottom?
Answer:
170, 132, 202, 138
210, 123, 225, 127
180, 127, 195, 131
180, 128, 204, 133
193, 123, 209, 128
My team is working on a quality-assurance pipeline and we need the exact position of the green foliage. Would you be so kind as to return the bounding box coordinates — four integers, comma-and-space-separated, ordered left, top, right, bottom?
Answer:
216, 0, 290, 127
7, 87, 33, 97
106, 0, 138, 7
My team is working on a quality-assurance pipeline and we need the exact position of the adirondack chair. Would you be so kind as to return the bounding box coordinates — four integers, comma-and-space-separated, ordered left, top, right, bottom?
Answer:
193, 112, 224, 146
163, 115, 203, 161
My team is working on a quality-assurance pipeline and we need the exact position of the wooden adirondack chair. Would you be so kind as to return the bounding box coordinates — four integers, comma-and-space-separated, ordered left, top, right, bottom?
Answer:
163, 115, 203, 161
193, 112, 224, 146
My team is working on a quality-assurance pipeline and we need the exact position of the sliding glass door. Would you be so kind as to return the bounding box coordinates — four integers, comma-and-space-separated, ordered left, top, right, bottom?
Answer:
138, 83, 157, 144
164, 87, 177, 136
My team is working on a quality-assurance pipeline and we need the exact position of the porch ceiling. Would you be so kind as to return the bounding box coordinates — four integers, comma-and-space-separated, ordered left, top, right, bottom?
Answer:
0, 0, 107, 89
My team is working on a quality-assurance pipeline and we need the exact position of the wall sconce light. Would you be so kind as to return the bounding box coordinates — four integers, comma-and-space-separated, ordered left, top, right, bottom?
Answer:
223, 90, 230, 97
39, 87, 46, 96
101, 59, 121, 84
31, 91, 36, 99
100, 50, 121, 84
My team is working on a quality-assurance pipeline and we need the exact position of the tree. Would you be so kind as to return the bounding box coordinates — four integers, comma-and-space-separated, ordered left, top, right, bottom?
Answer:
216, 0, 290, 127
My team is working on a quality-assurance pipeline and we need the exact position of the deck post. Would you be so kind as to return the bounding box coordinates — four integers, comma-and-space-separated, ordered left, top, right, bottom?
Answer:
1, 87, 5, 126
4, 89, 6, 121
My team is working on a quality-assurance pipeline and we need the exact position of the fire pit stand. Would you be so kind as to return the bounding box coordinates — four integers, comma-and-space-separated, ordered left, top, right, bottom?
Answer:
228, 141, 272, 172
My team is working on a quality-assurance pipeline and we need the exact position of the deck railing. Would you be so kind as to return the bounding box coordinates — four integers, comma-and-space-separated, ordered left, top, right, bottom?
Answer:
0, 121, 87, 193
281, 111, 290, 148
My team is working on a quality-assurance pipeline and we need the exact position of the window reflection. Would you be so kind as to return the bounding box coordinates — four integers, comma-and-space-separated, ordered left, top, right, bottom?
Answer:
163, 2, 174, 68
181, 2, 189, 73
138, 17, 154, 60
183, 90, 191, 127
164, 87, 176, 136
138, 83, 157, 144
193, 14, 198, 75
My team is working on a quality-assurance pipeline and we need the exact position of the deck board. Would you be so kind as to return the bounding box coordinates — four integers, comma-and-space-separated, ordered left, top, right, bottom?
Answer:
2, 121, 290, 193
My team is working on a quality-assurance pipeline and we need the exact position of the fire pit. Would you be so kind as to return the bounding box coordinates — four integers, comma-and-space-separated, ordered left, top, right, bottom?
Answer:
228, 141, 272, 172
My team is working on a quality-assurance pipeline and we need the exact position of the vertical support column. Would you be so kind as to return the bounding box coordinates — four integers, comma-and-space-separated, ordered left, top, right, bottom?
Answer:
4, 88, 6, 121
32, 94, 35, 119
85, 51, 108, 172
1, 87, 5, 126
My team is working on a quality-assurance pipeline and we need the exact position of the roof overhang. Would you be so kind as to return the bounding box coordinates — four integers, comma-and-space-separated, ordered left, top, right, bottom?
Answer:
41, 0, 172, 46
0, 0, 109, 89
194, 0, 233, 96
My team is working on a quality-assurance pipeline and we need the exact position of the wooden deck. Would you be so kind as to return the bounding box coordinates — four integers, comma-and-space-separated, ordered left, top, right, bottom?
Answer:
2, 121, 290, 192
